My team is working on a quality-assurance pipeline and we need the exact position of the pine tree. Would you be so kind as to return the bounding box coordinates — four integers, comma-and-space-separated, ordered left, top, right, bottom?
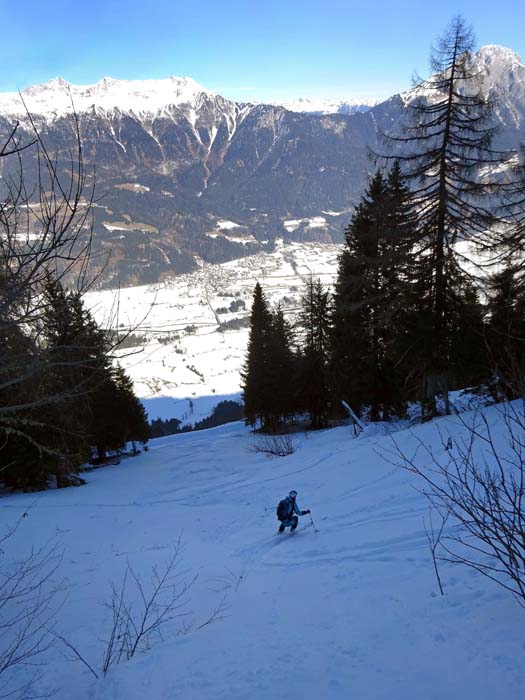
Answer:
329, 239, 369, 417
383, 16, 514, 415
329, 166, 413, 419
396, 249, 488, 413
39, 277, 94, 484
0, 275, 149, 483
0, 324, 53, 490
113, 366, 150, 452
266, 305, 297, 427
486, 266, 525, 396
297, 278, 332, 429
40, 279, 115, 466
0, 277, 107, 488
241, 283, 274, 430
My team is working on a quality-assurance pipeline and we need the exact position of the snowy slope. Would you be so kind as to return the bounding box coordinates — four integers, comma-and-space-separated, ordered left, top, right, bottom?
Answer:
1, 404, 524, 699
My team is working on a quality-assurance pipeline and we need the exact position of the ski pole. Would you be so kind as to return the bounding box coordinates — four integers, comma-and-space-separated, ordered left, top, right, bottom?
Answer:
309, 512, 319, 533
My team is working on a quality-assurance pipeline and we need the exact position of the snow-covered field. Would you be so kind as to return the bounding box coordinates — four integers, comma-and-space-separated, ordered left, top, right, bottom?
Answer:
86, 241, 340, 423
1, 404, 524, 699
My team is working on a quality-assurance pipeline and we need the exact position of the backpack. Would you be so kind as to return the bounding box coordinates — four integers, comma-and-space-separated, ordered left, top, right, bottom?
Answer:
276, 498, 292, 521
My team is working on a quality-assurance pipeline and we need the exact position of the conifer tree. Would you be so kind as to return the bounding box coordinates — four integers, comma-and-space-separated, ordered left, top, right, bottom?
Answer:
113, 366, 150, 452
0, 326, 53, 490
297, 278, 331, 429
396, 251, 489, 412
39, 277, 95, 482
383, 16, 513, 415
241, 283, 274, 430
87, 364, 150, 462
266, 305, 297, 427
40, 278, 115, 465
486, 266, 525, 396
0, 278, 107, 488
329, 238, 369, 416
330, 166, 413, 419
0, 276, 149, 484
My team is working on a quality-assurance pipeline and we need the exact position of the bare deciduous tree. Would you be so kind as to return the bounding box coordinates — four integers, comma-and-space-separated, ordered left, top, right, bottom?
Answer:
53, 537, 227, 681
101, 545, 197, 675
391, 403, 525, 607
251, 434, 296, 457
0, 518, 62, 699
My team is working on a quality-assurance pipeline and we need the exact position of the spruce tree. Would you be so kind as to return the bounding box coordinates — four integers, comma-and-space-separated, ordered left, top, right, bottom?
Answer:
0, 277, 106, 488
486, 266, 525, 396
266, 305, 297, 427
241, 283, 274, 430
330, 166, 413, 419
0, 325, 53, 490
87, 364, 149, 462
329, 238, 369, 417
297, 278, 331, 429
113, 366, 150, 452
41, 280, 115, 464
39, 277, 94, 483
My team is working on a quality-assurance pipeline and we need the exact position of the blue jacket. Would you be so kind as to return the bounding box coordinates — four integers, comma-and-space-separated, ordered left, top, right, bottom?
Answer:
284, 496, 302, 518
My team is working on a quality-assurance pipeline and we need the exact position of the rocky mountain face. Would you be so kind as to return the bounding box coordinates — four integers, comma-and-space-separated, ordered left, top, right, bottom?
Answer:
0, 46, 524, 288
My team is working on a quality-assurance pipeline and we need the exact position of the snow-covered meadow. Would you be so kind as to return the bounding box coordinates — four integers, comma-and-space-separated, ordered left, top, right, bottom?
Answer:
85, 241, 340, 424
1, 404, 524, 699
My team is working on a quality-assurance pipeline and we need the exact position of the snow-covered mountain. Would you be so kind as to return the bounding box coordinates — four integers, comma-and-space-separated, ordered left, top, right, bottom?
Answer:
268, 97, 378, 115
0, 75, 216, 119
4, 44, 521, 122
399, 45, 525, 132
0, 45, 523, 287
475, 45, 525, 129
0, 76, 377, 118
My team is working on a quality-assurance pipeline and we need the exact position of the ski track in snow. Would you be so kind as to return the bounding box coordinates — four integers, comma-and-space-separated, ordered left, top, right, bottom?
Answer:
1, 410, 524, 699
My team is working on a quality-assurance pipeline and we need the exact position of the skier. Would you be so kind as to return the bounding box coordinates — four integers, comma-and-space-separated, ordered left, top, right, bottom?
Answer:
277, 490, 310, 533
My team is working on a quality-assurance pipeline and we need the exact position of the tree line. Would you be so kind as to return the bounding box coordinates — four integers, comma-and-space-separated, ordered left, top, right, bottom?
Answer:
242, 17, 525, 430
149, 400, 243, 438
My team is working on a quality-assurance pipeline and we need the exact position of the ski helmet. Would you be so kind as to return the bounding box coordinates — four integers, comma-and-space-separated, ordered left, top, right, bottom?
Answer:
289, 490, 297, 499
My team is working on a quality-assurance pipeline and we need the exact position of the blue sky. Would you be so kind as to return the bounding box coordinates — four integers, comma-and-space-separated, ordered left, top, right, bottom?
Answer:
2, 1, 524, 102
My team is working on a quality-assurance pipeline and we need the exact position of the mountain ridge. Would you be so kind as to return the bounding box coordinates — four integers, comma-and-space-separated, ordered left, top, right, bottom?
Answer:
2, 44, 522, 118
0, 45, 523, 288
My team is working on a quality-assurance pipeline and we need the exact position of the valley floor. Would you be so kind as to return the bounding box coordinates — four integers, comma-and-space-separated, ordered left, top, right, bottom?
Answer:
1, 408, 524, 699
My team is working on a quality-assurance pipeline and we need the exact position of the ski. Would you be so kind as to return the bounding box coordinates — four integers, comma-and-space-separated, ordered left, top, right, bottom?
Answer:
276, 523, 314, 536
